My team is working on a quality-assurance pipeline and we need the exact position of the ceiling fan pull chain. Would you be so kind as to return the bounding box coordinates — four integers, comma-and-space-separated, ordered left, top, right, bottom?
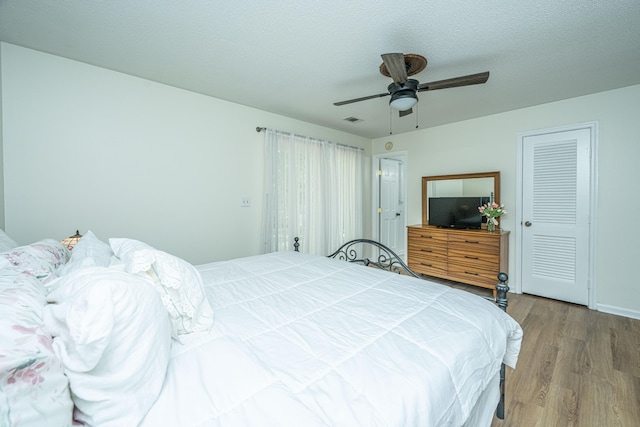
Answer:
389, 107, 393, 135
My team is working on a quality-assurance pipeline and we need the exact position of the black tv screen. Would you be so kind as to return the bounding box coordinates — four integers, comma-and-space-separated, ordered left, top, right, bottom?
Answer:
429, 196, 489, 229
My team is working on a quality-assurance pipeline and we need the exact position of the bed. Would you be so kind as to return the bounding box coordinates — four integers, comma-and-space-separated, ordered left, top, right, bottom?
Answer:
0, 231, 522, 427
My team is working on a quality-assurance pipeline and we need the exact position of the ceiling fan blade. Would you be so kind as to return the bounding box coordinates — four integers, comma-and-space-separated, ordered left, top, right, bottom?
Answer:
381, 53, 408, 84
333, 92, 390, 106
418, 71, 489, 91
399, 108, 413, 117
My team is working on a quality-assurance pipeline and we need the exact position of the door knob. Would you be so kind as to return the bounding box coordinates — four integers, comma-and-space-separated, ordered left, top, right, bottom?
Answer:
396, 212, 401, 216
524, 221, 532, 227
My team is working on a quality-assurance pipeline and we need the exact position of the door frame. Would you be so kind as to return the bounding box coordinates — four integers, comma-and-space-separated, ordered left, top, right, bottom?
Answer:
372, 151, 408, 256
515, 121, 599, 309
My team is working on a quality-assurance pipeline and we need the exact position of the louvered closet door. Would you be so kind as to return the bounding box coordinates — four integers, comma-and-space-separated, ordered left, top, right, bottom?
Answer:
522, 128, 591, 305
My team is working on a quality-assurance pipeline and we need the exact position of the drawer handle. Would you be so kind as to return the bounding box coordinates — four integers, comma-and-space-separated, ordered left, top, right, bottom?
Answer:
464, 255, 479, 260
421, 249, 433, 253
464, 271, 479, 276
420, 235, 433, 239
421, 263, 433, 267
464, 240, 481, 244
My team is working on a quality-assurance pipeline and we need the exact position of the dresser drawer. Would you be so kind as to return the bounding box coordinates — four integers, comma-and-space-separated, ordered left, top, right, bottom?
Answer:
408, 256, 448, 277
408, 231, 447, 259
447, 262, 499, 287
448, 233, 499, 253
408, 242, 447, 259
408, 228, 448, 244
448, 242, 499, 258
447, 248, 499, 267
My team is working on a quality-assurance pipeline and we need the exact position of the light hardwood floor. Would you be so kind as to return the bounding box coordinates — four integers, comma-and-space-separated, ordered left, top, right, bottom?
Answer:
445, 282, 640, 427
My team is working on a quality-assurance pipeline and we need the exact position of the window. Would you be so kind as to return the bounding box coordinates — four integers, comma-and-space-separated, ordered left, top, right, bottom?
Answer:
261, 129, 363, 255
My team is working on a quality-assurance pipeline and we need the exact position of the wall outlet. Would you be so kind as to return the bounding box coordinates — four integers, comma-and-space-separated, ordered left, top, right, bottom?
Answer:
240, 197, 251, 207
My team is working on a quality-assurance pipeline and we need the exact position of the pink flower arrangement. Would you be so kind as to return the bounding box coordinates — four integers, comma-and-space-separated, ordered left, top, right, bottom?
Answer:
478, 202, 507, 230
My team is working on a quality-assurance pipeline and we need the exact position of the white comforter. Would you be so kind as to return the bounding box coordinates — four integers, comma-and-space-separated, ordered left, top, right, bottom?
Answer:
140, 251, 522, 427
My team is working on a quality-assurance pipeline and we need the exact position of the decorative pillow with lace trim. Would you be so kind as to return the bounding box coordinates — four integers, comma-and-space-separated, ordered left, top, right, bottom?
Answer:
109, 238, 214, 338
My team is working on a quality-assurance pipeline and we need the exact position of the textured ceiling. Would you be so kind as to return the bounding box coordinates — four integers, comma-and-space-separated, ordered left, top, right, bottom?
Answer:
1, 0, 639, 139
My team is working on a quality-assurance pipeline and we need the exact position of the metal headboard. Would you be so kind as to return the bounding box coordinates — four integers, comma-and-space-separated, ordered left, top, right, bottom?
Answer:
327, 238, 421, 279
293, 237, 420, 278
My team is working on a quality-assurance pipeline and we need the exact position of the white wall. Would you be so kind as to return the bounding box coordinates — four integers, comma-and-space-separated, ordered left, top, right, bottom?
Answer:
0, 43, 371, 264
372, 84, 640, 316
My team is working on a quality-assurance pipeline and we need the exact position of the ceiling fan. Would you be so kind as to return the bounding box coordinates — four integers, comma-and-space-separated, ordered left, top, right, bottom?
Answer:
334, 53, 489, 117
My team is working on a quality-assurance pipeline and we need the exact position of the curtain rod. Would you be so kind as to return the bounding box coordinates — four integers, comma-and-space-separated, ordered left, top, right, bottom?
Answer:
255, 126, 364, 152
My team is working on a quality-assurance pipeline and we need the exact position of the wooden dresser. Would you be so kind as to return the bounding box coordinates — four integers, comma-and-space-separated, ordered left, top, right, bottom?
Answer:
407, 224, 509, 295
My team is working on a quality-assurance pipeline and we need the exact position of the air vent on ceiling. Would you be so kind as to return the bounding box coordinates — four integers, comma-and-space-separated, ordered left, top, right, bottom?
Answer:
343, 116, 363, 123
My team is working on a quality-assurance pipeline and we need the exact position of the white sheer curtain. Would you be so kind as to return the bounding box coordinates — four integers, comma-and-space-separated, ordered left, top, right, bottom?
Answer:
261, 129, 363, 255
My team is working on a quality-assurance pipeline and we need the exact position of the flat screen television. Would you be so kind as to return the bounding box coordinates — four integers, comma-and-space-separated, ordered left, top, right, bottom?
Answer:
428, 196, 490, 229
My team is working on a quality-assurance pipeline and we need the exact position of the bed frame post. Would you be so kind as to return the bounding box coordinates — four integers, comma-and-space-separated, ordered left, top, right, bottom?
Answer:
495, 272, 509, 420
495, 272, 509, 313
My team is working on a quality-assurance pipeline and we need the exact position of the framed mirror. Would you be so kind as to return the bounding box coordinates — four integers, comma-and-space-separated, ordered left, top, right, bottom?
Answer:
421, 171, 500, 225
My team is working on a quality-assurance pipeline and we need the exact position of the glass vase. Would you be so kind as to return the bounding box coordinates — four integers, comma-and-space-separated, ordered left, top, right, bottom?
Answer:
487, 218, 496, 232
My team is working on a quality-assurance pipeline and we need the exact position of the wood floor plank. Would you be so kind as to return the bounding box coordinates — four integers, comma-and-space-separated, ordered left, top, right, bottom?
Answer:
491, 399, 544, 427
611, 370, 640, 427
564, 303, 589, 340
611, 324, 640, 377
576, 374, 618, 426
512, 341, 559, 408
538, 383, 579, 426
552, 337, 588, 391
585, 313, 615, 382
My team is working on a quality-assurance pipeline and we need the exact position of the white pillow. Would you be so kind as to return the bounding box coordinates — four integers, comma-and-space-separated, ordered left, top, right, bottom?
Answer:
44, 267, 172, 426
109, 238, 214, 338
57, 230, 113, 276
0, 228, 18, 252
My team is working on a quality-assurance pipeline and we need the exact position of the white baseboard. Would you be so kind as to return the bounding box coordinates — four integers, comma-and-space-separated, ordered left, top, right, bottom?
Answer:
596, 304, 640, 320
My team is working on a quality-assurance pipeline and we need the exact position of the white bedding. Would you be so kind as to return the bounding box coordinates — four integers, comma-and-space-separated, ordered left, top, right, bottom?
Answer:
140, 251, 522, 427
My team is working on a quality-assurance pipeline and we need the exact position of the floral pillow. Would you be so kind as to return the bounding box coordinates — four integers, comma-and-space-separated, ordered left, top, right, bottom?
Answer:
0, 270, 74, 426
0, 239, 70, 284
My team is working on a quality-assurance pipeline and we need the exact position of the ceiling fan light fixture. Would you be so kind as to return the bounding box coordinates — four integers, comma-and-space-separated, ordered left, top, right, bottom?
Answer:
387, 79, 419, 111
389, 91, 418, 111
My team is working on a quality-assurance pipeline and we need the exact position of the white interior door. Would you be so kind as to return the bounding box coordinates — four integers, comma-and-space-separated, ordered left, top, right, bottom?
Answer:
379, 158, 405, 254
521, 128, 592, 305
